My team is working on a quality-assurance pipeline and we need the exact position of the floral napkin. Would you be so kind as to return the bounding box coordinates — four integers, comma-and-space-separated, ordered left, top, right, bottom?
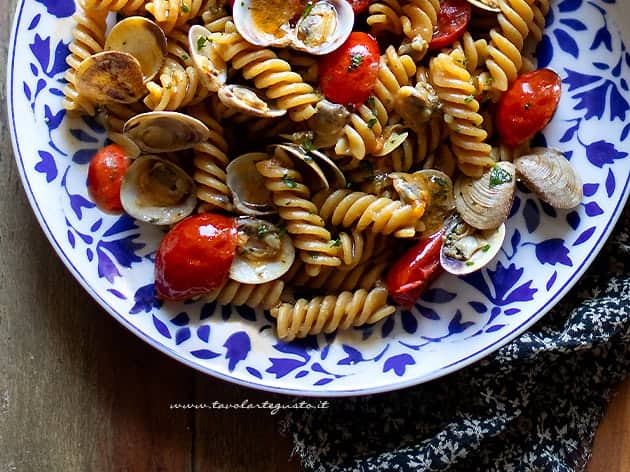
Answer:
281, 203, 630, 471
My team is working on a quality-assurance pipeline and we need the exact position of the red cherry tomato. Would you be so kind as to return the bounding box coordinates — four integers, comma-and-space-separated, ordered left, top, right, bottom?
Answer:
346, 0, 370, 14
386, 230, 444, 308
319, 32, 380, 106
155, 213, 238, 301
87, 144, 131, 213
429, 0, 472, 51
496, 68, 562, 148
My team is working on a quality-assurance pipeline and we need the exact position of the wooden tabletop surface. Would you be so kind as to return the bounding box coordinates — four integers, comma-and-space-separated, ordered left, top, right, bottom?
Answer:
1, 0, 628, 469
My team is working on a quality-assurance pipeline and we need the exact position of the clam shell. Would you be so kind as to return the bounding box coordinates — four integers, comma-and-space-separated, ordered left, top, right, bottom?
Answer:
188, 25, 227, 92
75, 51, 145, 104
123, 111, 210, 153
226, 153, 277, 216
232, 0, 354, 55
454, 161, 516, 230
218, 84, 286, 118
467, 0, 500, 12
230, 217, 295, 284
105, 16, 167, 83
120, 155, 197, 225
514, 147, 583, 209
440, 215, 506, 275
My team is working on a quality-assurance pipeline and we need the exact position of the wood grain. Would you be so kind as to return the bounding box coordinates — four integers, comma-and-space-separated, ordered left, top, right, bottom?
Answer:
0, 0, 625, 469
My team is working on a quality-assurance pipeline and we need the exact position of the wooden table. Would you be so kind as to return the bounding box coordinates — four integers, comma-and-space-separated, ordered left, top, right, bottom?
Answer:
0, 0, 627, 469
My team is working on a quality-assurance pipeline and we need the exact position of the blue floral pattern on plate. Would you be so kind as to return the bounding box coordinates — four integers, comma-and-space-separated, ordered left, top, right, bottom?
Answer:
7, 0, 630, 395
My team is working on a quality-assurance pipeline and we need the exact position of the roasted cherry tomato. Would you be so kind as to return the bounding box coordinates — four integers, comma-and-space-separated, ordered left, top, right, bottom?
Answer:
429, 0, 472, 51
347, 0, 370, 14
386, 230, 444, 308
319, 32, 380, 106
155, 213, 238, 300
87, 144, 131, 213
496, 68, 562, 148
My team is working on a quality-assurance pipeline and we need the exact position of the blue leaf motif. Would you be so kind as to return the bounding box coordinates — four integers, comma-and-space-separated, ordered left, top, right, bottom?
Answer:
96, 246, 121, 283
606, 170, 615, 197
191, 349, 220, 360
584, 140, 628, 168
175, 327, 191, 345
338, 345, 365, 365
557, 0, 582, 12
103, 214, 138, 236
609, 83, 630, 121
591, 25, 612, 52
72, 149, 96, 164
67, 230, 75, 248
401, 310, 418, 334
535, 239, 573, 266
129, 283, 161, 314
171, 312, 190, 326
34, 0, 75, 17
573, 82, 610, 120
416, 305, 440, 320
108, 289, 126, 300
266, 358, 307, 378
381, 316, 395, 337
50, 40, 70, 76
421, 288, 456, 303
468, 301, 487, 314
546, 271, 558, 291
559, 18, 586, 31
295, 370, 308, 378
536, 35, 553, 68
314, 378, 334, 386
153, 315, 171, 339
560, 120, 580, 143
236, 305, 256, 321
573, 226, 596, 246
383, 354, 415, 376
272, 342, 311, 361
447, 310, 475, 335
34, 151, 57, 182
566, 211, 580, 230
486, 324, 506, 333
523, 200, 540, 233
23, 82, 32, 101
224, 332, 251, 371
30, 34, 50, 73
582, 183, 599, 197
70, 129, 98, 143
553, 29, 579, 58
28, 13, 41, 29
584, 202, 604, 217
44, 105, 65, 129
200, 302, 216, 320
97, 236, 143, 268
246, 367, 262, 379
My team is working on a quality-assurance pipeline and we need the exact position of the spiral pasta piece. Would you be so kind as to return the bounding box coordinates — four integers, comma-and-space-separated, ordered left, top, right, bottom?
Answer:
486, 0, 536, 91
204, 279, 285, 311
317, 189, 422, 238
272, 287, 396, 341
367, 0, 404, 36
145, 0, 204, 33
255, 149, 341, 276
186, 103, 233, 213
399, 0, 440, 60
430, 49, 494, 177
62, 5, 108, 115
79, 0, 145, 14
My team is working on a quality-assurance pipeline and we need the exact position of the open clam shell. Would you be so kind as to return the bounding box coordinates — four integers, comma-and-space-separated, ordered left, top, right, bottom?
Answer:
75, 50, 145, 104
188, 25, 227, 92
230, 217, 295, 284
105, 16, 167, 83
232, 0, 354, 55
120, 155, 197, 225
514, 147, 583, 209
454, 161, 516, 230
440, 214, 506, 275
227, 152, 277, 216
123, 111, 210, 153
467, 0, 500, 13
218, 85, 286, 118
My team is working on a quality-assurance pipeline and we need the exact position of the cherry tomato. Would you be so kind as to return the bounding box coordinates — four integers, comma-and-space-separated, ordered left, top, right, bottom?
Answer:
346, 0, 370, 14
319, 32, 380, 106
386, 230, 444, 308
429, 0, 472, 51
87, 144, 131, 213
155, 213, 238, 301
496, 68, 562, 148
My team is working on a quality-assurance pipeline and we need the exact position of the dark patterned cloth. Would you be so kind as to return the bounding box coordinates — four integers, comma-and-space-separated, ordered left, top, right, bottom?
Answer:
281, 204, 630, 472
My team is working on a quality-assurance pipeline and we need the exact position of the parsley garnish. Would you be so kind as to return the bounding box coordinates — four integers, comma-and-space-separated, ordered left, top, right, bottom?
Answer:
181, 2, 190, 12
330, 238, 341, 247
256, 224, 272, 238
481, 244, 491, 252
464, 94, 475, 103
302, 1, 314, 18
197, 36, 211, 50
366, 96, 376, 107
282, 173, 298, 188
301, 136, 315, 152
367, 118, 377, 129
348, 54, 364, 71
489, 165, 513, 188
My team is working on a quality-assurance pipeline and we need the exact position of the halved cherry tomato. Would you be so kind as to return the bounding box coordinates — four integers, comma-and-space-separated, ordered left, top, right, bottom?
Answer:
496, 68, 562, 148
319, 32, 380, 106
347, 0, 370, 14
386, 230, 444, 308
87, 144, 131, 213
155, 213, 238, 300
429, 0, 472, 51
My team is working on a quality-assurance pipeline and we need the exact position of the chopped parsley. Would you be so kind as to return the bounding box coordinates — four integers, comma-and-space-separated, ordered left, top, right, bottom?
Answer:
181, 2, 190, 12
282, 173, 298, 188
433, 177, 448, 187
255, 224, 272, 238
465, 261, 475, 267
330, 238, 342, 247
367, 118, 377, 129
348, 54, 364, 71
181, 53, 189, 61
481, 244, 491, 252
301, 136, 315, 152
366, 96, 376, 108
196, 36, 211, 50
489, 165, 513, 188
302, 1, 314, 18
464, 94, 475, 103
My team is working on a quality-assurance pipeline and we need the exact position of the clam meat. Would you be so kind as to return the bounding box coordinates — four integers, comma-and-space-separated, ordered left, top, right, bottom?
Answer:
226, 152, 277, 216
120, 155, 197, 225
123, 111, 210, 153
232, 0, 354, 55
440, 214, 506, 275
188, 25, 227, 92
230, 217, 295, 284
218, 84, 286, 118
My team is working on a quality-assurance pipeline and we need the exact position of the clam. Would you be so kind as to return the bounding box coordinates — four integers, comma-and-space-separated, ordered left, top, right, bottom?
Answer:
227, 153, 277, 216
104, 16, 167, 83
306, 99, 350, 148
271, 143, 346, 193
123, 111, 210, 153
120, 155, 197, 225
232, 0, 354, 55
218, 84, 286, 118
514, 147, 583, 209
230, 217, 295, 284
440, 214, 506, 275
454, 161, 516, 230
188, 25, 227, 92
467, 0, 500, 13
394, 83, 441, 133
75, 51, 145, 104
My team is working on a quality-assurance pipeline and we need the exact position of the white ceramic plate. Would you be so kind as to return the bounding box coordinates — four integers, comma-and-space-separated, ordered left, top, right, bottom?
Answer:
8, 0, 630, 395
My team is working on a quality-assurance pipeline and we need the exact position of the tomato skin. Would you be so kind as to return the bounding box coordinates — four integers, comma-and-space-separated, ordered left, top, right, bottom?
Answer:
319, 32, 380, 106
496, 68, 562, 148
155, 213, 238, 301
87, 144, 131, 213
347, 0, 370, 14
429, 0, 471, 51
386, 230, 444, 309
